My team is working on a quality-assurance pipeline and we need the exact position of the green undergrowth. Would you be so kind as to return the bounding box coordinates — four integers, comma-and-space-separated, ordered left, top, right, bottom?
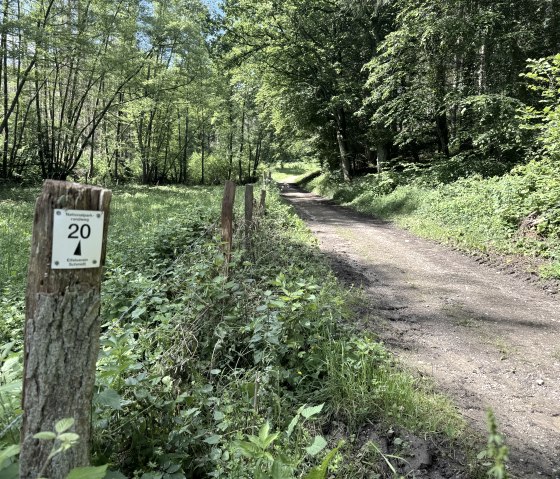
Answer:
306, 159, 560, 278
1, 184, 467, 478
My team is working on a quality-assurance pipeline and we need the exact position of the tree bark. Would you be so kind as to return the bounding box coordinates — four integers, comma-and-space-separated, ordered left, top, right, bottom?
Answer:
200, 116, 205, 185
436, 112, 450, 157
1, 0, 9, 178
238, 104, 245, 184
181, 108, 189, 183
21, 180, 111, 479
335, 107, 351, 182
376, 143, 390, 173
244, 184, 253, 251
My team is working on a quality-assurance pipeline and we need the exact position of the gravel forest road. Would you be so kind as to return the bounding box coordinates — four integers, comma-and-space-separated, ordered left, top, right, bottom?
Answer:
280, 184, 560, 478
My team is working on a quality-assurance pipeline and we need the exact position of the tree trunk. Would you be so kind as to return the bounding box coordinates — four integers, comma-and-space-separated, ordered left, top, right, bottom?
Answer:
252, 134, 262, 178
335, 107, 351, 182
434, 63, 450, 157
1, 0, 9, 179
238, 103, 245, 184
376, 143, 390, 173
436, 112, 450, 157
227, 130, 234, 180
200, 117, 205, 185
181, 108, 189, 183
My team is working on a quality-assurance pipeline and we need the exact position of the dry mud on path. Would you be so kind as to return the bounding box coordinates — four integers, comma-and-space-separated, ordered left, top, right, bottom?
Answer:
281, 185, 560, 478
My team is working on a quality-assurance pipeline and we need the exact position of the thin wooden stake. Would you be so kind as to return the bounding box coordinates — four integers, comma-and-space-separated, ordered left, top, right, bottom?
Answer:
259, 189, 266, 213
244, 184, 254, 251
221, 180, 236, 264
21, 180, 111, 479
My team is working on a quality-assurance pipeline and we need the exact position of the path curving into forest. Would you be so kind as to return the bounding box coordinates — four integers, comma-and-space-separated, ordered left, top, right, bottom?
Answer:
280, 184, 560, 479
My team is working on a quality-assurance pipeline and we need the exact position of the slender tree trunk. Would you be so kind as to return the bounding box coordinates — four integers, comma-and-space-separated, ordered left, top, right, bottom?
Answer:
227, 130, 234, 180
238, 103, 245, 184
115, 99, 122, 181
200, 117, 205, 185
35, 78, 47, 178
252, 133, 262, 178
1, 0, 9, 178
247, 140, 252, 179
435, 64, 450, 157
88, 131, 95, 181
335, 107, 351, 181
478, 43, 486, 94
181, 108, 189, 183
436, 113, 450, 157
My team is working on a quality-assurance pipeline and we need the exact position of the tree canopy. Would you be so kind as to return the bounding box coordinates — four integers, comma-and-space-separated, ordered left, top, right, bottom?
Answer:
1, 0, 560, 184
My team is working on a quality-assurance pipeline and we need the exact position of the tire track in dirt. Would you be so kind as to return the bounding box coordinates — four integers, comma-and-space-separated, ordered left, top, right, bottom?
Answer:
281, 185, 560, 479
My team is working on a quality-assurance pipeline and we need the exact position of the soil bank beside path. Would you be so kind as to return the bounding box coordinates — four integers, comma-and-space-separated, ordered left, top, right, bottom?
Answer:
280, 184, 560, 479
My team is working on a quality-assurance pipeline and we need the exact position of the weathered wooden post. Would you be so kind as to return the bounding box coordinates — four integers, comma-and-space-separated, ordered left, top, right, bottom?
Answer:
221, 180, 236, 264
244, 184, 254, 251
20, 180, 111, 479
259, 189, 267, 214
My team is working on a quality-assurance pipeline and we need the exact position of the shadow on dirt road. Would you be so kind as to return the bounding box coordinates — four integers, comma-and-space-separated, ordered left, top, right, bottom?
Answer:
281, 184, 560, 479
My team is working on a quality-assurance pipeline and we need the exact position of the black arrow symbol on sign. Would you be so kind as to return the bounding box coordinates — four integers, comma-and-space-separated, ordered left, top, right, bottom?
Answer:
73, 241, 82, 256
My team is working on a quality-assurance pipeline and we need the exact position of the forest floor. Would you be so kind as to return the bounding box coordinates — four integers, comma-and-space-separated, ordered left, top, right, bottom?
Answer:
280, 184, 560, 479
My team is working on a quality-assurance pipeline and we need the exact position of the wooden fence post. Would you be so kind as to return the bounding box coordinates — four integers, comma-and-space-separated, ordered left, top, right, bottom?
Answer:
259, 189, 266, 213
244, 184, 254, 251
20, 180, 111, 479
221, 180, 236, 264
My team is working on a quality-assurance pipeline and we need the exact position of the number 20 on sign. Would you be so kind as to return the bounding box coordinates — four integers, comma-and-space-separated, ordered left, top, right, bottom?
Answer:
51, 209, 105, 269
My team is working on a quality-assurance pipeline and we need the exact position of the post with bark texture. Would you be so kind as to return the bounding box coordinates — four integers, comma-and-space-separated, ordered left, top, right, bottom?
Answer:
244, 184, 254, 251
21, 180, 111, 479
221, 180, 236, 265
259, 189, 266, 214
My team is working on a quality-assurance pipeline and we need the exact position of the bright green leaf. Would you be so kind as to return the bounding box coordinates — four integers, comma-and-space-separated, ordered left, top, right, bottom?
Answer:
301, 404, 324, 419
55, 418, 75, 434
258, 422, 270, 442
286, 413, 299, 438
305, 436, 327, 456
33, 432, 57, 441
302, 441, 343, 479
58, 433, 80, 443
0, 444, 20, 469
66, 465, 108, 479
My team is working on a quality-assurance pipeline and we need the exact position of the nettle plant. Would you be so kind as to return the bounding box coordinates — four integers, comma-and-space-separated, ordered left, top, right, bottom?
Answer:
86, 188, 349, 478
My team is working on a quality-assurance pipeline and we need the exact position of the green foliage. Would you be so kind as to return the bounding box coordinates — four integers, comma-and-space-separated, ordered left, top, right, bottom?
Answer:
522, 54, 560, 160
0, 444, 20, 478
0, 187, 38, 345
0, 184, 467, 477
66, 466, 109, 479
308, 158, 560, 278
301, 442, 342, 479
318, 337, 464, 436
32, 417, 81, 470
477, 411, 509, 479
2, 419, 109, 479
0, 342, 22, 445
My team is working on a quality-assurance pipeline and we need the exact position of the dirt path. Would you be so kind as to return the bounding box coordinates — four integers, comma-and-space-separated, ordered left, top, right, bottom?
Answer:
281, 185, 560, 478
